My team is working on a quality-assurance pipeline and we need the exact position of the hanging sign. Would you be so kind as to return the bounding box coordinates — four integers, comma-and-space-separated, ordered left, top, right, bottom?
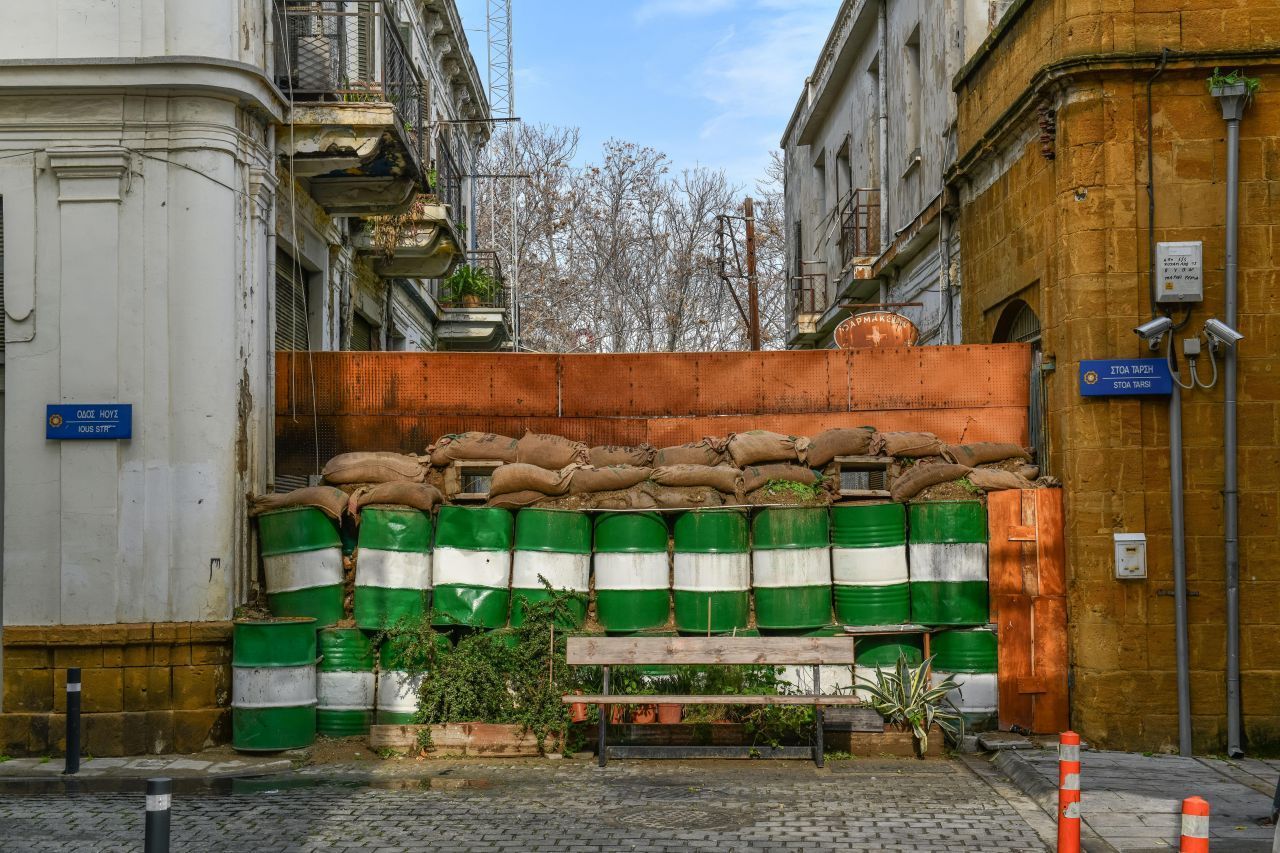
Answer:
834, 312, 919, 349
1078, 359, 1172, 397
46, 404, 133, 440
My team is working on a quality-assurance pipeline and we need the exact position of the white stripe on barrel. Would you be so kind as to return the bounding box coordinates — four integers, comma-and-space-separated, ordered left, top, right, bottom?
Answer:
832, 546, 909, 586
512, 551, 590, 592
931, 671, 997, 714
356, 549, 431, 590
908, 543, 988, 582
376, 670, 424, 715
232, 665, 317, 709
673, 552, 750, 592
594, 552, 669, 591
263, 549, 343, 594
318, 670, 375, 711
751, 547, 831, 588
432, 547, 511, 588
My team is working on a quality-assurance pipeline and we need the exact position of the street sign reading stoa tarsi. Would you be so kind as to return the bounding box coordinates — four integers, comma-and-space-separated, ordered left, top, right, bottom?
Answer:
834, 311, 919, 349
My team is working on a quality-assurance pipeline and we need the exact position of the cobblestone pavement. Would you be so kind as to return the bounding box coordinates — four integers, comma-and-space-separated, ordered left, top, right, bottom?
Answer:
0, 758, 1054, 852
997, 747, 1280, 851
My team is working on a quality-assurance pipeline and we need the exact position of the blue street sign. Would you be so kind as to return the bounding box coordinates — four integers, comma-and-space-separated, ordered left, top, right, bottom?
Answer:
1079, 359, 1172, 397
46, 404, 133, 440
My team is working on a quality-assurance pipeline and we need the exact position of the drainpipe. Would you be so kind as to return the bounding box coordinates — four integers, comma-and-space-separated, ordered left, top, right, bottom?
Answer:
1216, 85, 1247, 758
1170, 378, 1192, 757
877, 0, 889, 252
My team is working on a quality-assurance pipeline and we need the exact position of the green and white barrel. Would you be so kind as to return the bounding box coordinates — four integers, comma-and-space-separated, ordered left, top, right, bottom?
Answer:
256, 507, 344, 627
776, 626, 854, 695
510, 510, 591, 628
832, 503, 909, 625
751, 508, 832, 630
431, 506, 514, 629
908, 501, 989, 626
355, 507, 432, 631
593, 513, 670, 633
375, 634, 442, 725
316, 628, 376, 738
853, 635, 924, 687
673, 510, 750, 634
232, 618, 317, 751
931, 627, 998, 730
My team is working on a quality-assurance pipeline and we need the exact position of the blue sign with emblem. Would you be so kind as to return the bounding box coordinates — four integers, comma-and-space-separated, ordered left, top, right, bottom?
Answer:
46, 404, 133, 440
1079, 359, 1172, 397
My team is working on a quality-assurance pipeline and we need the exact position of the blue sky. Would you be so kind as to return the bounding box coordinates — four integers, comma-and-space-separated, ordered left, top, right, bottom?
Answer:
454, 0, 840, 190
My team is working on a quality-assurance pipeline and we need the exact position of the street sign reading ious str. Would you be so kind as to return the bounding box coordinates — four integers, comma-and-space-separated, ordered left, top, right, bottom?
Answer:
46, 404, 133, 439
1078, 359, 1172, 397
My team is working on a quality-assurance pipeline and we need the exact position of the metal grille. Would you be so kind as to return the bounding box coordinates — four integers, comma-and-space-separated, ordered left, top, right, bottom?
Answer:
350, 313, 375, 351
275, 251, 309, 351
436, 136, 464, 223
840, 187, 880, 262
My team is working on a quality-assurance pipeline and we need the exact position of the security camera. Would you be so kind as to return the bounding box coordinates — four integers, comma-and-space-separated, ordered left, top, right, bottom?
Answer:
1203, 318, 1244, 349
1134, 316, 1174, 340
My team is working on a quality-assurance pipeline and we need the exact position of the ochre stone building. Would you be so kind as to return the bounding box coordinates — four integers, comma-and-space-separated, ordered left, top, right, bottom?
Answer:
951, 0, 1280, 751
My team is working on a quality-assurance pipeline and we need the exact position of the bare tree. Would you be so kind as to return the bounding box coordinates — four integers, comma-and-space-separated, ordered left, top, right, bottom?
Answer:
473, 124, 785, 352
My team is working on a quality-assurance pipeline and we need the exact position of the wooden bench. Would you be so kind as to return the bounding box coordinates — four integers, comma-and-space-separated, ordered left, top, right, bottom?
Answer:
563, 636, 862, 768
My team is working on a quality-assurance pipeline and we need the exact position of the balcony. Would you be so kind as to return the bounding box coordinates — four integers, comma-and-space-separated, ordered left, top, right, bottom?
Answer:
839, 188, 880, 264
435, 251, 512, 351
353, 197, 465, 278
275, 0, 426, 215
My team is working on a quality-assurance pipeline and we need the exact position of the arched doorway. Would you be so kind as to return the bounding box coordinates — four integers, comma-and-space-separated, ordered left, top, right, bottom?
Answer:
993, 299, 1047, 475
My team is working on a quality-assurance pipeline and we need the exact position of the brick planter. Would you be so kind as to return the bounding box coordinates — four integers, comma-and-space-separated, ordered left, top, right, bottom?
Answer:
369, 723, 559, 757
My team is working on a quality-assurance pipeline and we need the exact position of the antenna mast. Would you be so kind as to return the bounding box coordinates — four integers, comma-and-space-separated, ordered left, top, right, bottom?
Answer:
486, 0, 519, 350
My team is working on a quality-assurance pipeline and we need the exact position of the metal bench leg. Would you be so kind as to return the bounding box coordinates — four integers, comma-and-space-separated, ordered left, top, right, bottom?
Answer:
598, 665, 609, 768
813, 665, 824, 768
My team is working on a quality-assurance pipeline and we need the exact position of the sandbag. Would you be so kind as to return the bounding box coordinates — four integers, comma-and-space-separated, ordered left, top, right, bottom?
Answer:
429, 432, 519, 466
486, 490, 548, 510
588, 444, 655, 467
889, 463, 971, 502
1015, 464, 1041, 481
249, 486, 348, 520
965, 468, 1035, 492
349, 482, 443, 515
641, 484, 727, 509
871, 431, 946, 458
650, 464, 741, 494
516, 431, 588, 470
740, 464, 821, 495
593, 487, 659, 510
726, 430, 808, 467
653, 438, 727, 467
568, 465, 653, 495
805, 427, 875, 467
942, 442, 1032, 467
489, 463, 575, 497
321, 451, 425, 485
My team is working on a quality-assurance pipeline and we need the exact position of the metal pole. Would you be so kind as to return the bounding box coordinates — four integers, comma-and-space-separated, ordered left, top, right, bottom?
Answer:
144, 777, 172, 853
1220, 98, 1244, 758
744, 197, 761, 351
597, 665, 609, 768
64, 668, 80, 775
1170, 381, 1192, 756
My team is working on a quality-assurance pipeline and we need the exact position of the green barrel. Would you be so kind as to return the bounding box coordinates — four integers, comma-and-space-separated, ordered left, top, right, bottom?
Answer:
316, 628, 376, 737
775, 625, 854, 695
751, 508, 832, 630
431, 507, 514, 629
853, 635, 924, 690
355, 507, 432, 631
510, 510, 592, 628
932, 627, 998, 729
594, 513, 671, 633
257, 507, 345, 627
232, 618, 317, 751
375, 633, 449, 725
831, 503, 910, 625
908, 501, 989, 626
673, 510, 750, 634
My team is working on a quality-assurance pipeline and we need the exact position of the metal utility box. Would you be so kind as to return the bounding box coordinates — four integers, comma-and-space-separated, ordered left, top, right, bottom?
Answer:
1114, 533, 1147, 579
1155, 241, 1204, 304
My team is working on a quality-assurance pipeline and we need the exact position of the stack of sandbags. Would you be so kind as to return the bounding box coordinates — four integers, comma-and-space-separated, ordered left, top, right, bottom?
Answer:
652, 437, 728, 467
804, 426, 875, 467
249, 486, 349, 520
588, 443, 654, 467
321, 451, 426, 486
346, 482, 444, 518
869, 431, 946, 458
429, 432, 520, 465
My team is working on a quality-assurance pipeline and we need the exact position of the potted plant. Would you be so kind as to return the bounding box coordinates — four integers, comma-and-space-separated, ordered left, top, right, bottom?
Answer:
857, 653, 964, 758
656, 703, 683, 724
1207, 68, 1260, 101
443, 264, 498, 308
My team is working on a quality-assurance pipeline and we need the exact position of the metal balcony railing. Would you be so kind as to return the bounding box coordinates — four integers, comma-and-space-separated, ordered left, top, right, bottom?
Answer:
839, 187, 881, 263
275, 0, 425, 171
438, 251, 507, 311
435, 138, 464, 224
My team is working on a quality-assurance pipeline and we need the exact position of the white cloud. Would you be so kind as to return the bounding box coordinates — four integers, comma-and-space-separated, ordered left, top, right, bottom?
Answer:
634, 0, 739, 24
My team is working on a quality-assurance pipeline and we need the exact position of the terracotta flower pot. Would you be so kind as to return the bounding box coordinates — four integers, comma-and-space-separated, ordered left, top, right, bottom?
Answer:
570, 692, 588, 723
656, 704, 683, 724
610, 705, 627, 725
631, 704, 658, 725
462, 293, 481, 307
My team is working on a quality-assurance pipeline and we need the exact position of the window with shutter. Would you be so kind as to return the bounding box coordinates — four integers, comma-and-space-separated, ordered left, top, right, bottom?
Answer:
350, 313, 375, 351
275, 250, 310, 351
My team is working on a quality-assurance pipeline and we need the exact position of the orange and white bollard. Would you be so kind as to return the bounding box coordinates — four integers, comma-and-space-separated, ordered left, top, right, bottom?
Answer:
1057, 731, 1082, 853
1179, 796, 1210, 852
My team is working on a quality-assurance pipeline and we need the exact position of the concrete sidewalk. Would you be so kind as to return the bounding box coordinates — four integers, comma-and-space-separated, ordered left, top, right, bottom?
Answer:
0, 751, 293, 780
992, 745, 1279, 851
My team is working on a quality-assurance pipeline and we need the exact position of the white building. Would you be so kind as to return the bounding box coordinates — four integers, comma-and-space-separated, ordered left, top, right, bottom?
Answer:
781, 0, 1012, 348
0, 0, 498, 752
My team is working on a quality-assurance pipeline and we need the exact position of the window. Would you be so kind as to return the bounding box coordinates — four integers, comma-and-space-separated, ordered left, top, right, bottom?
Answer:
350, 313, 376, 351
904, 26, 922, 162
812, 151, 827, 221
993, 299, 1047, 474
867, 56, 881, 182
836, 138, 852, 203
274, 250, 310, 351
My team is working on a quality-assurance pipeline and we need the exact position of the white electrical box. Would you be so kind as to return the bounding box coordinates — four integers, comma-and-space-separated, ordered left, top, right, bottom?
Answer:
1114, 533, 1147, 579
1156, 241, 1204, 304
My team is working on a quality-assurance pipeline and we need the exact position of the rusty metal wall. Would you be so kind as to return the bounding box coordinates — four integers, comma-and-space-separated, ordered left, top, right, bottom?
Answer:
274, 345, 1032, 480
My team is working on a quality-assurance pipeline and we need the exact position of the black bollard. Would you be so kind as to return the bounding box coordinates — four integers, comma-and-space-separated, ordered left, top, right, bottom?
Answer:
144, 777, 172, 853
63, 668, 81, 775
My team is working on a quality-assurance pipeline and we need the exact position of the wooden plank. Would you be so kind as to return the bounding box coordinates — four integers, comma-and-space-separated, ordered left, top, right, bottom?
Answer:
369, 723, 551, 756
1031, 595, 1070, 734
1018, 489, 1041, 598
1008, 525, 1037, 542
986, 490, 1024, 597
565, 636, 857, 666
995, 592, 1035, 732
834, 455, 891, 467
841, 624, 932, 635
838, 489, 892, 499
1016, 676, 1048, 694
565, 694, 865, 706
1035, 488, 1067, 597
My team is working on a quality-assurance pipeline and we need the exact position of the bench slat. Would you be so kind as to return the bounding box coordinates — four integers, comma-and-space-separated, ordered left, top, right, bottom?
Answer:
563, 694, 863, 706
565, 636, 857, 666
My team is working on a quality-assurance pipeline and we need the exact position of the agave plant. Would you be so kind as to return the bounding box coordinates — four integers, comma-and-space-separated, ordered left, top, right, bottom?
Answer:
856, 653, 965, 754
